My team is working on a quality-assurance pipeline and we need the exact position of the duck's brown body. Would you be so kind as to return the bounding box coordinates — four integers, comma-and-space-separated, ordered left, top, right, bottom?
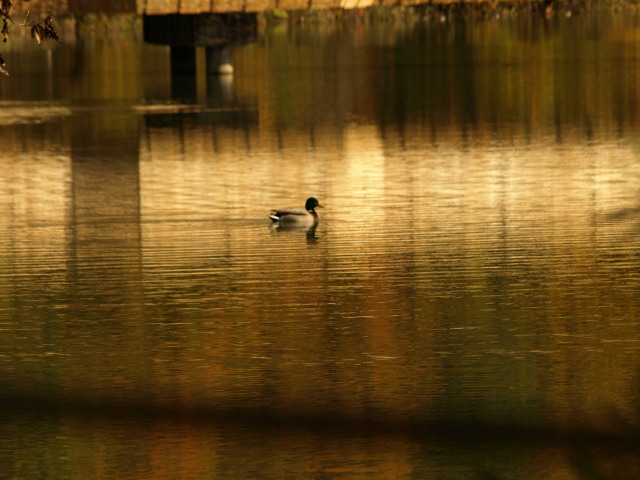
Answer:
269, 197, 323, 226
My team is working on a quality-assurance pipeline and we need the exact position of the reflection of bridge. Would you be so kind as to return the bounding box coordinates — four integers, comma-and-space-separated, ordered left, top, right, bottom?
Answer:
140, 0, 492, 76
141, 0, 441, 77
17, 0, 515, 78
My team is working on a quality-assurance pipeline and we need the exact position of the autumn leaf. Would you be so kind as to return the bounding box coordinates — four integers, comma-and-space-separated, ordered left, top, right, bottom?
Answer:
31, 23, 41, 44
0, 52, 7, 76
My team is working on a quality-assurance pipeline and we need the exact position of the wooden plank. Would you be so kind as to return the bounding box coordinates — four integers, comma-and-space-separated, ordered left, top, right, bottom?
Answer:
278, 0, 310, 11
245, 0, 278, 13
309, 0, 341, 9
179, 0, 213, 14
211, 0, 245, 13
341, 0, 376, 9
339, 0, 357, 8
144, 0, 181, 15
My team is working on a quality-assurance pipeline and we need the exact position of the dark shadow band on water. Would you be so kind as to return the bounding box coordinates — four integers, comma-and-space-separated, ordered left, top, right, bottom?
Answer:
1, 386, 639, 477
0, 363, 638, 480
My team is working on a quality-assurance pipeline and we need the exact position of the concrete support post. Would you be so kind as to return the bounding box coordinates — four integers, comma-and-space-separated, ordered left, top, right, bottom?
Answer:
170, 46, 197, 75
206, 45, 233, 75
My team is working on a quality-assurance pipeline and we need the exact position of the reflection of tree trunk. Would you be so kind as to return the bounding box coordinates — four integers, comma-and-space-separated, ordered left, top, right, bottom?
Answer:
66, 110, 148, 404
70, 112, 141, 226
69, 110, 142, 302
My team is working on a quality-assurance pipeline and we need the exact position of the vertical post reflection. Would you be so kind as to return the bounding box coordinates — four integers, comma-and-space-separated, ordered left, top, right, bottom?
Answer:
67, 111, 146, 404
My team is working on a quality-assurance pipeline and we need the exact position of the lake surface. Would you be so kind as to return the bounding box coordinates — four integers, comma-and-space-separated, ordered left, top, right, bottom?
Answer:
1, 8, 640, 479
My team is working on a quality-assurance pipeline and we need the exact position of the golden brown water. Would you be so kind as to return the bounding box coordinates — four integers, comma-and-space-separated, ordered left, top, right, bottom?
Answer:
1, 10, 640, 479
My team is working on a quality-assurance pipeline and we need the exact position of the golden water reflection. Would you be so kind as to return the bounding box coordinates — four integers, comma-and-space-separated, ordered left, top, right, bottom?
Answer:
1, 10, 640, 480
25, 118, 630, 478
1, 116, 639, 479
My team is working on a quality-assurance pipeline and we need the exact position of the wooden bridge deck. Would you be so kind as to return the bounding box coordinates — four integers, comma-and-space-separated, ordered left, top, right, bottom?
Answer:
10, 0, 532, 16
140, 0, 494, 14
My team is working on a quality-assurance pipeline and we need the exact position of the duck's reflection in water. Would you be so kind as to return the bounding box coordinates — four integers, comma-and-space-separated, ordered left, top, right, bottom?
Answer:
269, 221, 319, 240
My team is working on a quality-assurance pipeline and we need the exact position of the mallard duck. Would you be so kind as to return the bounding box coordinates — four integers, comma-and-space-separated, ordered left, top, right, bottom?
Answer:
269, 197, 324, 226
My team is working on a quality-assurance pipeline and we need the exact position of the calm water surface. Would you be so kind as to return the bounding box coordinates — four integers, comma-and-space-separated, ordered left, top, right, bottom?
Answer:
1, 10, 640, 479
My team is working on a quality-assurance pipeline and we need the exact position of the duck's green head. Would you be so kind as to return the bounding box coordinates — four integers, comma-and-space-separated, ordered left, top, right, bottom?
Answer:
305, 197, 323, 212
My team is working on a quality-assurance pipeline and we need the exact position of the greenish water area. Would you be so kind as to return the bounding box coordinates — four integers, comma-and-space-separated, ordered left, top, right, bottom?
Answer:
1, 9, 640, 479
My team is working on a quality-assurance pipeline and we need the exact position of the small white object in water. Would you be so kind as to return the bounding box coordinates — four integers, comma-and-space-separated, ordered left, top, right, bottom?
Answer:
217, 63, 234, 75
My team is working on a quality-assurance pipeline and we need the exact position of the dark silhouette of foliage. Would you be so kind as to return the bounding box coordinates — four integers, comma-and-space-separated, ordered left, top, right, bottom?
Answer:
29, 15, 58, 44
0, 0, 59, 76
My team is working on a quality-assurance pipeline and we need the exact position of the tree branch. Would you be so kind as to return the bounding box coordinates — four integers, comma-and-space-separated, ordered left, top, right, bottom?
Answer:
0, 0, 59, 76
